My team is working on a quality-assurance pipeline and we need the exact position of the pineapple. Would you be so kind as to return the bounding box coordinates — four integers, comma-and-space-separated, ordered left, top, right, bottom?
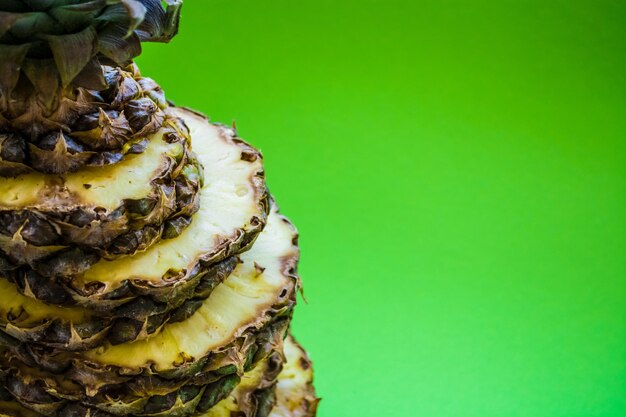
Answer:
0, 1, 317, 416
0, 336, 315, 417
269, 336, 319, 417
0, 0, 201, 273
201, 335, 318, 417
0, 205, 297, 416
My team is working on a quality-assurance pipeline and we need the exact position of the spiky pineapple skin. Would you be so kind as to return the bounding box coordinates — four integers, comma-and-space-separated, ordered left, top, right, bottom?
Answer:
0, 3, 318, 416
1, 109, 269, 310
0, 113, 294, 415
0, 203, 299, 415
0, 335, 317, 417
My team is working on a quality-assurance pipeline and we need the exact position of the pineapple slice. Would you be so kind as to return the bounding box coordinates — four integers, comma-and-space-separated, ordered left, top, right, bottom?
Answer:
200, 350, 282, 417
7, 109, 268, 308
0, 205, 297, 416
0, 256, 236, 350
0, 117, 201, 268
0, 335, 317, 417
269, 335, 319, 417
203, 334, 318, 417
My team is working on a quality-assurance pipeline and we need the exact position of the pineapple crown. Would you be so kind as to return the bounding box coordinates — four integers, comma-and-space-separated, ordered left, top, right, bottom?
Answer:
0, 0, 182, 102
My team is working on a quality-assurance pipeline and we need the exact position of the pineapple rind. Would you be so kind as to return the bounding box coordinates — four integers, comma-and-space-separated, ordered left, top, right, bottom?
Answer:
0, 2, 318, 416
199, 334, 317, 417
0, 257, 236, 350
0, 66, 172, 176
268, 335, 319, 417
4, 109, 268, 308
0, 205, 297, 415
0, 335, 316, 417
0, 348, 280, 417
0, 115, 201, 269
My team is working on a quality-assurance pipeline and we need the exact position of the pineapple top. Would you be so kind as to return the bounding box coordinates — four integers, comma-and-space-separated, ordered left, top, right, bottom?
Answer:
0, 0, 181, 101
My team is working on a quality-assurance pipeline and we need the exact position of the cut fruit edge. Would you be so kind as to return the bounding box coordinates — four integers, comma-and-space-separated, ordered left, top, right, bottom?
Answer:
200, 334, 318, 417
2, 107, 269, 306
0, 147, 203, 269
0, 256, 237, 350
0, 113, 195, 257
0, 203, 299, 413
268, 334, 319, 417
0, 334, 318, 417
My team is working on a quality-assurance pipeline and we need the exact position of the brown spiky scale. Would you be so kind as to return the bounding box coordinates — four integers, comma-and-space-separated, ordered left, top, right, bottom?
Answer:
72, 108, 133, 150
29, 131, 95, 174
0, 65, 177, 175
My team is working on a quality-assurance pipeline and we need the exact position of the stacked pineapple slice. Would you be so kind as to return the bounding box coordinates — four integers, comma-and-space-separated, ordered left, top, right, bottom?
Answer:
0, 1, 317, 416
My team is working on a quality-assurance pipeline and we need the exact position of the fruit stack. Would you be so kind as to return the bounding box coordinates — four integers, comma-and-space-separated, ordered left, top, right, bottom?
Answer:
0, 1, 317, 416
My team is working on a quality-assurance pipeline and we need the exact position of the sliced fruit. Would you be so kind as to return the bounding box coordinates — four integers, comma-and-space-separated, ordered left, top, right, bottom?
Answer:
0, 115, 200, 269
0, 256, 236, 350
0, 349, 280, 417
4, 108, 268, 307
0, 205, 298, 415
0, 349, 283, 417
201, 334, 315, 417
199, 350, 282, 417
269, 335, 319, 417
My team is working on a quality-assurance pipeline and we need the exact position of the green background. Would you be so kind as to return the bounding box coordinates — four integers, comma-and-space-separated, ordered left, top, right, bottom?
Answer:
138, 1, 626, 416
